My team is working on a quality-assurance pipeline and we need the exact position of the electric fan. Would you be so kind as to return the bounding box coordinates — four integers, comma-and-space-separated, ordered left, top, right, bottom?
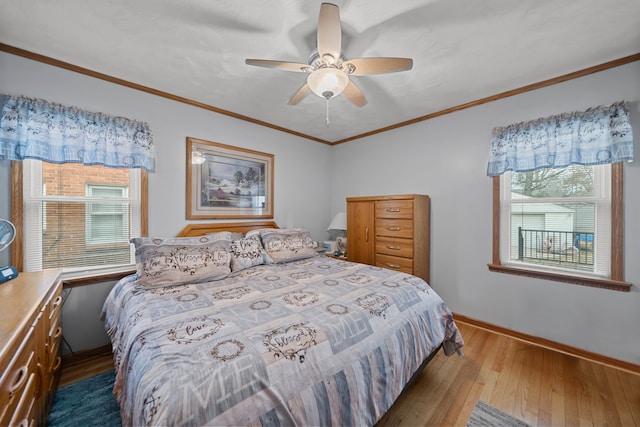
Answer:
0, 219, 18, 283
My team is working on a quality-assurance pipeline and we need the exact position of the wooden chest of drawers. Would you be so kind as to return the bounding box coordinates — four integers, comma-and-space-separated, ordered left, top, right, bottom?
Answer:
0, 269, 63, 426
347, 194, 430, 282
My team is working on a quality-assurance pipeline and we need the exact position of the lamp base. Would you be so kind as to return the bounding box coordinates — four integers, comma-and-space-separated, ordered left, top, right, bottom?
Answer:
336, 236, 347, 256
323, 241, 339, 253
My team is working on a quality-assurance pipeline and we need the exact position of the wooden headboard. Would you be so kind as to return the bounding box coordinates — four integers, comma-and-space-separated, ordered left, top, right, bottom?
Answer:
176, 221, 279, 237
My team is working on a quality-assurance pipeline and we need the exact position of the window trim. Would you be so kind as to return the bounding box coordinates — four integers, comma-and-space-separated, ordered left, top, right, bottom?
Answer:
488, 162, 631, 292
10, 160, 149, 280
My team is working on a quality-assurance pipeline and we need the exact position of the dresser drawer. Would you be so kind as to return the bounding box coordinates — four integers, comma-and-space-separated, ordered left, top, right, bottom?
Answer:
376, 219, 413, 238
48, 323, 62, 346
0, 269, 63, 426
0, 328, 36, 425
376, 254, 413, 274
376, 237, 414, 258
6, 372, 37, 427
47, 354, 62, 394
45, 283, 63, 375
46, 283, 63, 324
375, 200, 414, 219
48, 325, 62, 372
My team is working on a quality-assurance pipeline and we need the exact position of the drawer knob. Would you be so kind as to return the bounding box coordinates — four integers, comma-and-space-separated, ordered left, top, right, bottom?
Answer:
52, 356, 62, 371
52, 326, 62, 339
386, 245, 401, 250
52, 295, 63, 308
386, 208, 401, 212
387, 226, 401, 231
386, 263, 401, 269
9, 365, 28, 394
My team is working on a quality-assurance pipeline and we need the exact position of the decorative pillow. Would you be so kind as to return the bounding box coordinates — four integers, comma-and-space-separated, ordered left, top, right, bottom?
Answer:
245, 228, 268, 238
131, 232, 232, 287
230, 234, 265, 272
205, 231, 243, 242
259, 229, 317, 263
228, 232, 244, 241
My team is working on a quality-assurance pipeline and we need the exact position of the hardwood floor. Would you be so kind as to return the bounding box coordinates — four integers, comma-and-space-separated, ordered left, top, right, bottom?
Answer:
378, 320, 640, 426
59, 345, 115, 388
59, 321, 640, 426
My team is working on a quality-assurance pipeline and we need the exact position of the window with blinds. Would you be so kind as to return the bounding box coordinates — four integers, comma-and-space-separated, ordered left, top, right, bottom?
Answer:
22, 160, 140, 275
500, 164, 610, 277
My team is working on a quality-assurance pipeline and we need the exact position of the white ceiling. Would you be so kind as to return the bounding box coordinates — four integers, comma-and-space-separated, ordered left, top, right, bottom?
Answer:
1, 0, 639, 144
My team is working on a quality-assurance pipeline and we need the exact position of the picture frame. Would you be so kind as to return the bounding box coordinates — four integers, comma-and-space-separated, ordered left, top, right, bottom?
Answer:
186, 137, 274, 219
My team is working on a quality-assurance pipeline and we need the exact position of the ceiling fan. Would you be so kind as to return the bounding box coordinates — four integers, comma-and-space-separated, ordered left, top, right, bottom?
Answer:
245, 3, 413, 107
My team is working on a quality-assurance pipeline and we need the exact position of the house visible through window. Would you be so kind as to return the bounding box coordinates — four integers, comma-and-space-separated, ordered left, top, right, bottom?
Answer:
22, 160, 141, 274
501, 164, 609, 276
86, 185, 130, 245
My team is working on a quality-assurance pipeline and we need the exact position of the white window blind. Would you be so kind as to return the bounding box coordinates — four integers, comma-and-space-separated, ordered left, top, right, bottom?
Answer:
86, 185, 130, 245
23, 160, 140, 276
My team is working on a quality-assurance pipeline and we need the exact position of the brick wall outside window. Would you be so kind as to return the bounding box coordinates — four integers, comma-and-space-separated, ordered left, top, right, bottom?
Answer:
41, 163, 131, 269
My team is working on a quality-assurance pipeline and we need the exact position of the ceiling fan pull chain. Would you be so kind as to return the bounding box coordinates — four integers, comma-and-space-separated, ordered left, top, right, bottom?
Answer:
325, 99, 330, 127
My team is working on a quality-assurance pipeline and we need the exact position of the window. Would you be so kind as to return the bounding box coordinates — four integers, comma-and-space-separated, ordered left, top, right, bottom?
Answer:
13, 160, 147, 278
486, 102, 631, 291
2, 95, 154, 281
503, 164, 608, 274
489, 163, 628, 291
86, 185, 130, 245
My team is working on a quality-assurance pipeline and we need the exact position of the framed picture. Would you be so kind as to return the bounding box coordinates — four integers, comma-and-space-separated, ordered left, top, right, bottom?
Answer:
186, 137, 274, 219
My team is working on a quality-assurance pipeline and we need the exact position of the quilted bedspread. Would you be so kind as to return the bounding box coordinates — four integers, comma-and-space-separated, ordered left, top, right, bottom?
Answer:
102, 255, 464, 426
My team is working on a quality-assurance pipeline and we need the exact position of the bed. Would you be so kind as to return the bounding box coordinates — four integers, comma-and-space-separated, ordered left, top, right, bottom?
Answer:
102, 221, 464, 426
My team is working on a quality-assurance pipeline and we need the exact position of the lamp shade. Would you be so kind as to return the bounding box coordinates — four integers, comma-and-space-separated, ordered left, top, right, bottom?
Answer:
307, 68, 349, 100
327, 212, 347, 231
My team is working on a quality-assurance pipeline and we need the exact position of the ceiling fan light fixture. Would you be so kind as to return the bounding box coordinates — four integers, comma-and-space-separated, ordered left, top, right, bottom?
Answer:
245, 3, 412, 107
307, 67, 349, 100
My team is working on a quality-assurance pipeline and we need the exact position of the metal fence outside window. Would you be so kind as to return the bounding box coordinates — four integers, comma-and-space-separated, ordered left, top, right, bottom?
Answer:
517, 227, 594, 267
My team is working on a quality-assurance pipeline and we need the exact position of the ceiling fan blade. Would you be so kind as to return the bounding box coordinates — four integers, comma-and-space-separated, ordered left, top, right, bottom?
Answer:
288, 83, 312, 105
343, 80, 367, 107
343, 57, 413, 76
245, 59, 311, 72
317, 3, 341, 62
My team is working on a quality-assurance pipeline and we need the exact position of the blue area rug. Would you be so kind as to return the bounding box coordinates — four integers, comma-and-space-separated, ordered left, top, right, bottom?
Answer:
47, 370, 121, 427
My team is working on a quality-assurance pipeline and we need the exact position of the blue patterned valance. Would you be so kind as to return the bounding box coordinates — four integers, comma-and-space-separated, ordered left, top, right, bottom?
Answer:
486, 101, 633, 177
0, 95, 155, 172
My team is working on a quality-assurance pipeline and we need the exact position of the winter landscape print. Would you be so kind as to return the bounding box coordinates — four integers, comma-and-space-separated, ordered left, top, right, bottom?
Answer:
187, 138, 274, 219
201, 154, 265, 208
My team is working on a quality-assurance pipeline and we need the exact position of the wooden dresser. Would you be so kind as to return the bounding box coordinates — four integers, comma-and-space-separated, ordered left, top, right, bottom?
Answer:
346, 194, 430, 283
0, 269, 63, 427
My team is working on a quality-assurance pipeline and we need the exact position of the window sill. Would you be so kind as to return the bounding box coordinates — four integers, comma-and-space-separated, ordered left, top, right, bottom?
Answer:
487, 264, 631, 292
